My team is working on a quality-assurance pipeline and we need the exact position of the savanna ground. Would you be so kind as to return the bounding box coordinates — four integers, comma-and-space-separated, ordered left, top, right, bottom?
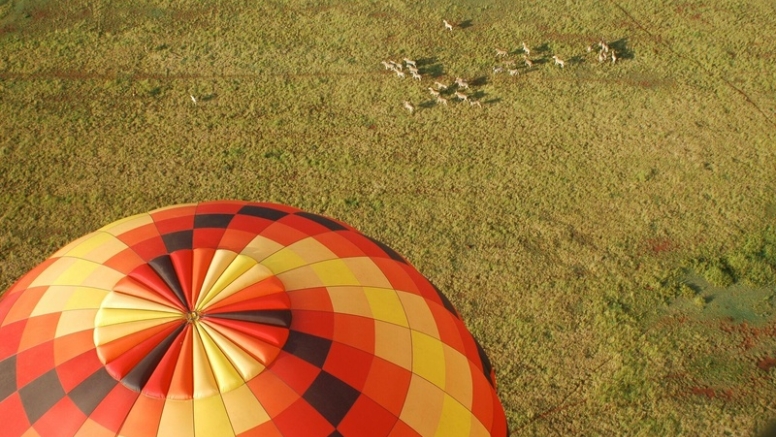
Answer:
1, 0, 776, 434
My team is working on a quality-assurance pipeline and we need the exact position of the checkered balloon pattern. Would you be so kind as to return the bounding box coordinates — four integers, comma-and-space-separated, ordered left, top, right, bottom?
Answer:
0, 201, 508, 437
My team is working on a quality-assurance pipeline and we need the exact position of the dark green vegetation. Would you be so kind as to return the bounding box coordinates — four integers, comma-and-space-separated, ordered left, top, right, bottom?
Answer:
1, 0, 776, 434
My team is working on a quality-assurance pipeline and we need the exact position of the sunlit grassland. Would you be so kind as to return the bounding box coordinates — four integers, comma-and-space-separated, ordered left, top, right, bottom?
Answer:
1, 0, 776, 434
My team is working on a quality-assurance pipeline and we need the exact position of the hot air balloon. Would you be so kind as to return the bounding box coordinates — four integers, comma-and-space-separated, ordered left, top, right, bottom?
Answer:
0, 201, 508, 437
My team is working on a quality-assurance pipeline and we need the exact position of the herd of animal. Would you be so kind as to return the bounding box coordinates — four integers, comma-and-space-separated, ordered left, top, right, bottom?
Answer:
384, 19, 624, 114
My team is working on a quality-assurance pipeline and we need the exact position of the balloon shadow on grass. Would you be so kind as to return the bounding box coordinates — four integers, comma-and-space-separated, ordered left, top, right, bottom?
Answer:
756, 420, 776, 437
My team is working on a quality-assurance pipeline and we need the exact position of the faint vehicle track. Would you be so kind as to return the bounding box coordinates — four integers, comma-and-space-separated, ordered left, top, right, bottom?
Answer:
608, 0, 776, 130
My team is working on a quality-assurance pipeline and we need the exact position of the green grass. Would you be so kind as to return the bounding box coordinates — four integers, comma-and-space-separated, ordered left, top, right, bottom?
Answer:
2, 0, 776, 434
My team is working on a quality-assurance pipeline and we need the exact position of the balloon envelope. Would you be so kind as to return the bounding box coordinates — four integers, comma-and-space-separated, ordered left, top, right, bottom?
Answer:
0, 201, 507, 437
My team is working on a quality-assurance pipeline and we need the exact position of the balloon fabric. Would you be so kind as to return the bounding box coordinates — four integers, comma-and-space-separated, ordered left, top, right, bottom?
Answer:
0, 201, 508, 437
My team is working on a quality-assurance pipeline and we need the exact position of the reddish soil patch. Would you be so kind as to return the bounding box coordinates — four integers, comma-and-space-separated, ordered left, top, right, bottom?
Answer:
688, 386, 734, 401
757, 356, 776, 372
646, 237, 676, 254
719, 320, 776, 351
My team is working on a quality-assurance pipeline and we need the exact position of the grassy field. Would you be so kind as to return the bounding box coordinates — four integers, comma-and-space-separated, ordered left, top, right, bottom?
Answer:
2, 0, 776, 434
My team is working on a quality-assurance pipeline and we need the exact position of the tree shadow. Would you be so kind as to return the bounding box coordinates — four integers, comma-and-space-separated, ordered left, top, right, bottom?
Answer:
610, 38, 634, 60
458, 19, 473, 29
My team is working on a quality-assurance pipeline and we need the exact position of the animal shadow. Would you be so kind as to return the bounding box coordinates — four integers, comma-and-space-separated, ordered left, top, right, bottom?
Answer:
470, 90, 487, 100
469, 76, 488, 87
415, 57, 438, 66
568, 55, 585, 65
458, 19, 473, 29
484, 98, 501, 105
610, 38, 634, 60
421, 63, 445, 77
533, 42, 551, 54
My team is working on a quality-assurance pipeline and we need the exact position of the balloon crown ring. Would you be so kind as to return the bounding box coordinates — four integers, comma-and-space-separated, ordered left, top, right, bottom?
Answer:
185, 310, 202, 323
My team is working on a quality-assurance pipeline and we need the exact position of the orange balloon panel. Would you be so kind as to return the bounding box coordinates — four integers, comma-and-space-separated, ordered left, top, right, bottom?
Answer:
0, 201, 508, 437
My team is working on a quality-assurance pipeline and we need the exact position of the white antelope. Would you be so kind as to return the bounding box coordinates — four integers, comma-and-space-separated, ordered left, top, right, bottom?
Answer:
436, 96, 448, 106
443, 20, 454, 31
599, 40, 609, 53
190, 95, 197, 105
403, 58, 417, 68
598, 51, 606, 63
454, 91, 468, 102
523, 55, 533, 68
428, 87, 440, 97
381, 61, 391, 70
403, 101, 414, 114
411, 71, 422, 81
455, 77, 468, 89
408, 66, 418, 74
552, 55, 565, 68
469, 100, 482, 108
522, 42, 530, 56
493, 66, 504, 74
389, 60, 402, 71
611, 51, 618, 64
508, 69, 519, 76
434, 81, 448, 90
395, 70, 405, 78
496, 48, 508, 57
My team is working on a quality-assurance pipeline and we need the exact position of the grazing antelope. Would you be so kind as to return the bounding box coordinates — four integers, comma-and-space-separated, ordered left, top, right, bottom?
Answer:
190, 95, 197, 105
454, 77, 468, 89
598, 51, 606, 63
508, 69, 519, 76
443, 19, 454, 31
522, 55, 533, 68
522, 42, 530, 56
454, 91, 468, 102
599, 40, 609, 53
428, 87, 440, 97
403, 101, 414, 114
395, 70, 405, 78
436, 96, 448, 106
586, 45, 593, 53
496, 48, 508, 57
381, 61, 392, 70
408, 66, 418, 74
611, 50, 618, 64
552, 55, 565, 68
389, 60, 402, 70
493, 66, 504, 74
411, 71, 422, 81
469, 100, 482, 107
434, 81, 448, 90
403, 58, 416, 68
